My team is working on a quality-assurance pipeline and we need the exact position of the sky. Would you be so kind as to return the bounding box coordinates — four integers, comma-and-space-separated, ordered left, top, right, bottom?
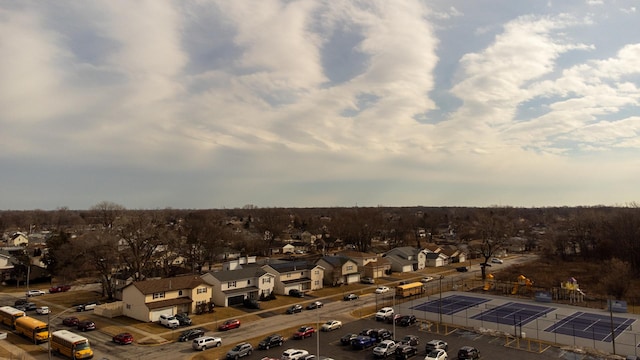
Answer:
1, 0, 639, 211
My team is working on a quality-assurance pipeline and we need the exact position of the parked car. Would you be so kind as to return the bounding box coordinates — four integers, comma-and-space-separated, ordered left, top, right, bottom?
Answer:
351, 335, 377, 349
425, 340, 448, 352
397, 315, 416, 327
175, 313, 192, 326
375, 286, 390, 294
35, 306, 49, 315
425, 349, 448, 360
457, 346, 480, 360
361, 277, 375, 284
421, 277, 435, 283
400, 335, 419, 346
286, 304, 303, 314
320, 320, 342, 332
14, 299, 27, 307
16, 302, 37, 311
49, 284, 71, 293
395, 344, 418, 359
26, 290, 45, 297
340, 333, 359, 345
281, 348, 309, 360
178, 328, 205, 342
62, 316, 79, 326
376, 307, 394, 321
306, 301, 323, 310
226, 342, 253, 359
373, 339, 398, 358
192, 336, 222, 351
159, 314, 180, 329
112, 332, 134, 345
77, 320, 96, 332
456, 267, 468, 272
289, 289, 305, 298
219, 319, 241, 331
343, 293, 359, 301
292, 326, 315, 339
371, 328, 393, 342
76, 301, 100, 312
258, 334, 284, 350
243, 298, 261, 309
491, 258, 504, 264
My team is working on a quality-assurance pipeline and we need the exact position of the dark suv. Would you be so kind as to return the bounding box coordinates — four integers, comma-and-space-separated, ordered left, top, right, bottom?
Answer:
178, 328, 205, 342
175, 313, 192, 326
258, 334, 284, 350
289, 289, 305, 297
395, 344, 418, 359
457, 346, 480, 360
225, 342, 253, 359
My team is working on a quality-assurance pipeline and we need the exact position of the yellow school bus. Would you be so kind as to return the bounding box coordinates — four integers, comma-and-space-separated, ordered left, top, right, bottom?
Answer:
14, 316, 49, 343
0, 306, 25, 329
396, 282, 425, 298
51, 330, 94, 359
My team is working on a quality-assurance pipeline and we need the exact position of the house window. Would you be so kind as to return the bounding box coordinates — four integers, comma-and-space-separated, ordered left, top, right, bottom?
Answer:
228, 281, 237, 288
179, 290, 183, 296
153, 292, 165, 299
262, 277, 271, 284
126, 304, 131, 309
247, 280, 251, 285
286, 273, 291, 278
197, 287, 208, 294
314, 270, 319, 275
301, 272, 304, 276
314, 280, 320, 286
196, 300, 206, 306
346, 265, 354, 271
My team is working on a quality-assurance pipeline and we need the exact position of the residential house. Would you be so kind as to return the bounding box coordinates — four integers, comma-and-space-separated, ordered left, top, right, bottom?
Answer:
439, 245, 466, 264
282, 244, 295, 254
0, 253, 14, 282
316, 255, 360, 286
337, 250, 391, 279
425, 252, 448, 267
9, 232, 29, 247
382, 246, 429, 272
261, 260, 324, 295
201, 267, 275, 307
121, 275, 212, 322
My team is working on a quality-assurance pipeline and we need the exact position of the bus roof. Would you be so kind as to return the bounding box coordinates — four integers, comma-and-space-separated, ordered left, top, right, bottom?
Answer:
396, 282, 424, 289
0, 306, 26, 316
52, 330, 89, 343
15, 316, 48, 327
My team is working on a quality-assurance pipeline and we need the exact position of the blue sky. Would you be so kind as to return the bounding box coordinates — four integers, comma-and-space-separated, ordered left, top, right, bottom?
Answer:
1, 0, 639, 210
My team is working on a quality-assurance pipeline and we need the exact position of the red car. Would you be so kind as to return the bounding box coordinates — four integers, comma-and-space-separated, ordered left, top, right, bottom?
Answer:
218, 319, 241, 331
49, 284, 71, 293
293, 326, 315, 339
112, 332, 134, 345
62, 316, 79, 326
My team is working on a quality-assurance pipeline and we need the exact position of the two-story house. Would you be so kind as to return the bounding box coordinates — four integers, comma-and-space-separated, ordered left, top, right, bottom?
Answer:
382, 246, 429, 272
121, 275, 212, 322
201, 267, 276, 307
316, 255, 360, 286
337, 250, 391, 279
261, 260, 324, 295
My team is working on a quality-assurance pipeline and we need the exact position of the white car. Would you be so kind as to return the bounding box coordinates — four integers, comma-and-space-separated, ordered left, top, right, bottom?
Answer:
425, 349, 448, 360
281, 348, 309, 360
159, 314, 180, 328
421, 276, 435, 283
375, 307, 394, 321
491, 258, 504, 264
375, 286, 390, 294
320, 320, 342, 332
26, 290, 45, 297
35, 306, 49, 314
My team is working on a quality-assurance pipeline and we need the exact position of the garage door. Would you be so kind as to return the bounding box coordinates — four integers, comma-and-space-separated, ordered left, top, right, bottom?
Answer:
228, 295, 244, 306
150, 308, 174, 322
347, 274, 360, 284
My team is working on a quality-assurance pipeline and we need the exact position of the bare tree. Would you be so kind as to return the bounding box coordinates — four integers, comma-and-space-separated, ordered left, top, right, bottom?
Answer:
90, 201, 126, 228
474, 208, 514, 280
80, 231, 120, 300
115, 212, 165, 281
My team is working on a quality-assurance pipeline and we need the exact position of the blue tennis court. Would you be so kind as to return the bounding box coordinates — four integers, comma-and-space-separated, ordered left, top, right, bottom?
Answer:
545, 311, 635, 342
471, 302, 555, 326
411, 295, 489, 315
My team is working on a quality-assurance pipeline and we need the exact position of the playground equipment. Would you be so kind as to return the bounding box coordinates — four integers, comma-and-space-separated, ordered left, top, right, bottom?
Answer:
560, 277, 585, 303
511, 274, 533, 295
483, 273, 495, 291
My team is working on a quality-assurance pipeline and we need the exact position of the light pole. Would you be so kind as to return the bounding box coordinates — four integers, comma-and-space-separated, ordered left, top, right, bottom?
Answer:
438, 275, 444, 324
48, 306, 77, 360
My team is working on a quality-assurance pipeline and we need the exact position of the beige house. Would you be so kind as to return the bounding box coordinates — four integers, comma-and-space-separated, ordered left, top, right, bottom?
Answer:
261, 260, 324, 295
363, 257, 391, 279
316, 255, 360, 286
9, 232, 29, 246
201, 267, 276, 307
121, 275, 212, 322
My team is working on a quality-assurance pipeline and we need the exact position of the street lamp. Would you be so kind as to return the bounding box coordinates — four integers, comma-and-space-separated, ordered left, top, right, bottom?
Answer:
48, 306, 77, 360
438, 275, 445, 324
